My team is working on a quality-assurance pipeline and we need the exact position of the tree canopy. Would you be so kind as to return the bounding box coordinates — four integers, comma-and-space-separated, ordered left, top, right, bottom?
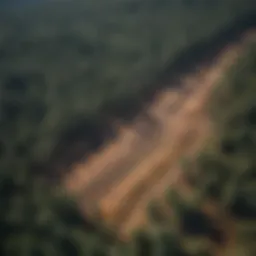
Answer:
0, 1, 255, 255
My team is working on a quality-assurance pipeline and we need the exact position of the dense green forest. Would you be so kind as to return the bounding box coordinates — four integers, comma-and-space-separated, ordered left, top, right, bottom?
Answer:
0, 0, 256, 174
1, 25, 255, 256
0, 0, 256, 255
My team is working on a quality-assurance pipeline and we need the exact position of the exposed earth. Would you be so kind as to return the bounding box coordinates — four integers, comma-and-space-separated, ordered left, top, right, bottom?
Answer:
62, 30, 255, 240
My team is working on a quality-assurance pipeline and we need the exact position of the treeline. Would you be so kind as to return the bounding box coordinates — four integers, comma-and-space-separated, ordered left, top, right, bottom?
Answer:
1, 26, 255, 256
0, 0, 256, 177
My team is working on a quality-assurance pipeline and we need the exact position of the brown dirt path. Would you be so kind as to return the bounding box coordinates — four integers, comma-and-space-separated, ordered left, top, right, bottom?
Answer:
62, 31, 254, 239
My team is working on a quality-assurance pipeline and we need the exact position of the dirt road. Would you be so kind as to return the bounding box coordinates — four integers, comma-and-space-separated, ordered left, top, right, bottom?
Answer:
62, 31, 254, 239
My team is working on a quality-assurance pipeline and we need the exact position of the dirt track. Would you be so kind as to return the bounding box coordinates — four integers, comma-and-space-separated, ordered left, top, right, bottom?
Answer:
62, 31, 254, 239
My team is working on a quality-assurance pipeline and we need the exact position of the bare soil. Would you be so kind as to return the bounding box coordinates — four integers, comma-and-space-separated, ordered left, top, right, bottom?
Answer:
62, 31, 255, 240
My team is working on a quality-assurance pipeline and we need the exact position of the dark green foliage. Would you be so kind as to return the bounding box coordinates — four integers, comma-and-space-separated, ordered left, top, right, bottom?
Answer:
133, 229, 155, 256
0, 1, 256, 256
181, 208, 212, 236
140, 40, 256, 256
154, 231, 187, 256
0, 140, 5, 158
147, 200, 166, 225
1, 0, 255, 175
0, 168, 112, 256
200, 42, 256, 250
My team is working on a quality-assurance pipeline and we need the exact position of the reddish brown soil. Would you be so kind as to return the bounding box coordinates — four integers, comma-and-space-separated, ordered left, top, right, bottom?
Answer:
62, 30, 255, 240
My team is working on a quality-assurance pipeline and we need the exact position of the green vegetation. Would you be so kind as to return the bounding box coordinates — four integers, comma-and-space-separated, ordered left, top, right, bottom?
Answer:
0, 0, 256, 174
0, 1, 256, 255
141, 39, 256, 256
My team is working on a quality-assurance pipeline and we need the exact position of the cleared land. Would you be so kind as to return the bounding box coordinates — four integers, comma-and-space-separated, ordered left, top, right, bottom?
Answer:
62, 31, 254, 240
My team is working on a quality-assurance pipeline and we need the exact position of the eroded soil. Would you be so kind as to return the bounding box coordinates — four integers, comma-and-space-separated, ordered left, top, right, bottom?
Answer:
62, 31, 254, 240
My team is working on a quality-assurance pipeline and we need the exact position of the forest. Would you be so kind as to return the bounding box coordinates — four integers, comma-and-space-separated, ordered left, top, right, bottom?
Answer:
0, 0, 255, 255
0, 0, 255, 171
